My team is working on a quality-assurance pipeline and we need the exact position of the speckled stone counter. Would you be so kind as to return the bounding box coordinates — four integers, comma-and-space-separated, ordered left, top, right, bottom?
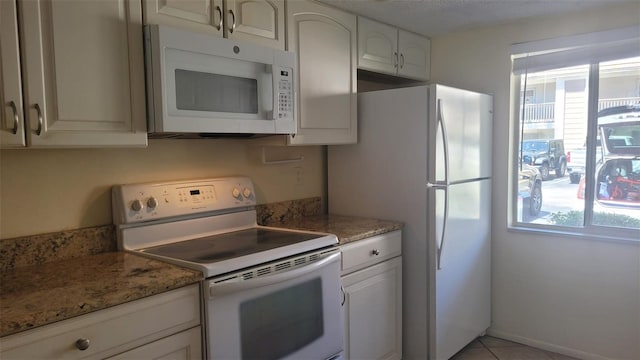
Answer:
0, 252, 203, 337
0, 225, 116, 271
256, 197, 322, 224
262, 214, 403, 245
0, 199, 398, 338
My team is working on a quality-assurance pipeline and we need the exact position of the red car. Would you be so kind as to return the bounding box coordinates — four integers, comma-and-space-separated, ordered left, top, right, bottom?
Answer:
578, 118, 640, 210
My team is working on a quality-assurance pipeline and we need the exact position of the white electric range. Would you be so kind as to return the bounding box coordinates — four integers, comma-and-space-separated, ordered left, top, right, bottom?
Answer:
112, 177, 344, 360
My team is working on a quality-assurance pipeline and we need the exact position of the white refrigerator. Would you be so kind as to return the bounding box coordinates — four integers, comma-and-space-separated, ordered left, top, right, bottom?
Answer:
328, 84, 492, 360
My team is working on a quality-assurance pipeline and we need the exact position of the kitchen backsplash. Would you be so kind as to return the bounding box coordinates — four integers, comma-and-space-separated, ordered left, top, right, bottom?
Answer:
0, 225, 116, 271
256, 197, 322, 225
0, 197, 322, 271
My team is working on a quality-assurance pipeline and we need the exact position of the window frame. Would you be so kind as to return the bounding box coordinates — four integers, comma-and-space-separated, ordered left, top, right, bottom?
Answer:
509, 61, 640, 242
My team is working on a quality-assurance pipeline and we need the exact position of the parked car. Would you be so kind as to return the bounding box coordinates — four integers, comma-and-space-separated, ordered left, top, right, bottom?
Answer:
577, 119, 640, 210
519, 164, 543, 216
567, 106, 639, 184
521, 139, 567, 181
567, 135, 633, 184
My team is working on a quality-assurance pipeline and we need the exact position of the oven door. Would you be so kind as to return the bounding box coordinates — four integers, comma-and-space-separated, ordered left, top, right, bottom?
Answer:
206, 251, 344, 360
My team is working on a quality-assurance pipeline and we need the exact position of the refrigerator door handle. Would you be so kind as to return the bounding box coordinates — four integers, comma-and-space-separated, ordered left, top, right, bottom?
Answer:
427, 182, 449, 270
437, 99, 450, 185
434, 98, 451, 270
437, 186, 449, 270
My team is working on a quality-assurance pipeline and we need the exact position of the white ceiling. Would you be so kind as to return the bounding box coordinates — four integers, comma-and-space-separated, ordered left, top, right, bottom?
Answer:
317, 0, 635, 37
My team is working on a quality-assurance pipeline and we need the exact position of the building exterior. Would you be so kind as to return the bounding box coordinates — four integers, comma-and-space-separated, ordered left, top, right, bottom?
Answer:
520, 58, 640, 149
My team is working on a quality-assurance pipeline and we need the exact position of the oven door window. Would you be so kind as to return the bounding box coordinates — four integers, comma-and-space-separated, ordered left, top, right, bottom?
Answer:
239, 278, 323, 360
165, 48, 273, 120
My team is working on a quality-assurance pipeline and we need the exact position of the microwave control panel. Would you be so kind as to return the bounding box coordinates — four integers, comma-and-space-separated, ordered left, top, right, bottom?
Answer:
277, 68, 293, 119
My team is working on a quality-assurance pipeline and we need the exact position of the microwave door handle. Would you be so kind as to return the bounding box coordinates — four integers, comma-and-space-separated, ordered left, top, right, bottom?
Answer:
209, 252, 340, 298
270, 65, 278, 120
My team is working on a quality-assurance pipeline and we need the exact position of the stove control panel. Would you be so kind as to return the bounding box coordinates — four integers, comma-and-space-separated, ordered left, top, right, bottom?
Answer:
112, 177, 256, 224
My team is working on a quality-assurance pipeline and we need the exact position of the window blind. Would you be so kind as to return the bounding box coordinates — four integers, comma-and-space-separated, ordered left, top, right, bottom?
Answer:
511, 26, 640, 74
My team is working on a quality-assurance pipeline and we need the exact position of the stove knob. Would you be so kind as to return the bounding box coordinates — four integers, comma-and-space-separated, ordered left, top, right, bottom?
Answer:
243, 188, 252, 199
232, 187, 242, 200
147, 197, 158, 209
130, 199, 143, 212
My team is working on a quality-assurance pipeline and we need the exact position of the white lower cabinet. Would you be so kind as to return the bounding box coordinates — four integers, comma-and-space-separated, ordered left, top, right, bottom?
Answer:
341, 230, 402, 360
106, 327, 201, 360
0, 284, 201, 359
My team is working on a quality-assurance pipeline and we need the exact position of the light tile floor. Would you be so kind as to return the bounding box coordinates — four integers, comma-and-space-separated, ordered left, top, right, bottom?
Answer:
451, 336, 579, 360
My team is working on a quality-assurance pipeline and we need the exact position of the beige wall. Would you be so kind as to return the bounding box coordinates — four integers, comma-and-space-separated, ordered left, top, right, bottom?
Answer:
431, 2, 640, 360
0, 138, 324, 239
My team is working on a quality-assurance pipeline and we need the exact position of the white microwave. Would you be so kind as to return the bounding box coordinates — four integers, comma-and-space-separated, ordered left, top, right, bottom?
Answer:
144, 25, 296, 138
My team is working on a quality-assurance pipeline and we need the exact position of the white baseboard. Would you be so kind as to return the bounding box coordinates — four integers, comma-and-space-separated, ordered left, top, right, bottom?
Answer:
486, 329, 616, 360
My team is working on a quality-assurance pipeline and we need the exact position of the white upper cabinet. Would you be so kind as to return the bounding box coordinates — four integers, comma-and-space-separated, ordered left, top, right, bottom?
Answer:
144, 0, 225, 37
226, 0, 285, 49
357, 17, 398, 76
287, 0, 357, 145
357, 17, 430, 81
397, 29, 430, 80
0, 0, 25, 147
8, 0, 147, 148
144, 0, 285, 49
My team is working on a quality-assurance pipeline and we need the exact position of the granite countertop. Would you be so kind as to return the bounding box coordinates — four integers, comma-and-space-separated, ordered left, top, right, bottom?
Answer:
263, 214, 403, 245
0, 252, 203, 338
0, 203, 400, 339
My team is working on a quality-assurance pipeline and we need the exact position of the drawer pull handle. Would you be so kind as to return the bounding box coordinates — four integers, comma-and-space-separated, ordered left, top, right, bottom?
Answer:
75, 338, 90, 351
371, 249, 380, 256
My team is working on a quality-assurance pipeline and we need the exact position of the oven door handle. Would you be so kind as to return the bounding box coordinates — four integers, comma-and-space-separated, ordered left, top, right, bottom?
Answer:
209, 252, 341, 297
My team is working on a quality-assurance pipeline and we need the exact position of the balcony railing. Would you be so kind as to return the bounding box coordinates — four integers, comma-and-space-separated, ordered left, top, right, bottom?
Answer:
521, 97, 640, 124
598, 97, 640, 111
520, 102, 555, 123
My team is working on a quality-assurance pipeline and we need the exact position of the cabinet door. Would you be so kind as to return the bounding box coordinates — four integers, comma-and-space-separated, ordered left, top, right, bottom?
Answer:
342, 256, 402, 360
225, 0, 284, 50
144, 0, 224, 37
357, 17, 398, 76
0, 0, 25, 148
397, 30, 430, 81
287, 0, 357, 145
107, 327, 202, 360
0, 285, 201, 359
19, 0, 147, 147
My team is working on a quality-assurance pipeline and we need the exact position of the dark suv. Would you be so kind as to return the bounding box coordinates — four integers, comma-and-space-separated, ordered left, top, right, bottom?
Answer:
521, 139, 567, 181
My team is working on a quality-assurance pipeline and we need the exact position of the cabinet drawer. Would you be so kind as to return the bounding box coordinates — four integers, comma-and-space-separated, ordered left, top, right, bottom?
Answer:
106, 326, 202, 360
0, 284, 201, 359
341, 230, 401, 275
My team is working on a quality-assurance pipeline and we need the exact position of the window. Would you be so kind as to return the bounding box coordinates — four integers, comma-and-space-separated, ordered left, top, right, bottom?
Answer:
521, 89, 535, 104
511, 27, 640, 239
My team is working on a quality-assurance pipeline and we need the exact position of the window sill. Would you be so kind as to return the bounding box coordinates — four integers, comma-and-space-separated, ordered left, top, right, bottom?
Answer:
508, 222, 640, 244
